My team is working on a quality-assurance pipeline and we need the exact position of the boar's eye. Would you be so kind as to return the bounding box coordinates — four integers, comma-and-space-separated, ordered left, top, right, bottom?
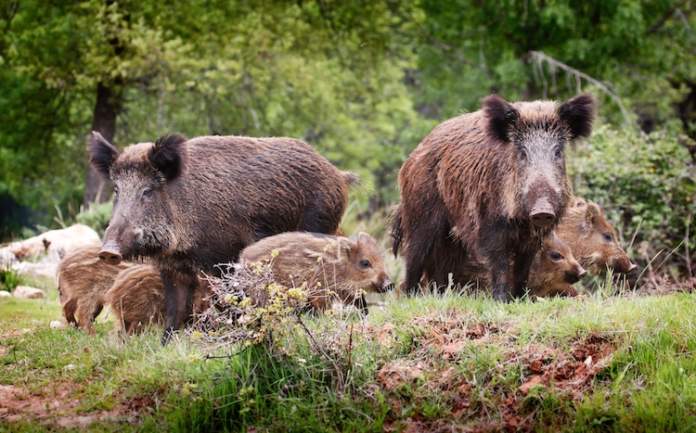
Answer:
359, 259, 371, 269
603, 233, 612, 242
549, 251, 563, 261
141, 187, 153, 200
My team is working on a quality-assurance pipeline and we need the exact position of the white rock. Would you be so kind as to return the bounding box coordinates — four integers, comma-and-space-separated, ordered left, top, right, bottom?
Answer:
0, 249, 16, 269
0, 291, 11, 298
12, 261, 57, 280
50, 320, 66, 330
12, 285, 45, 299
4, 224, 100, 263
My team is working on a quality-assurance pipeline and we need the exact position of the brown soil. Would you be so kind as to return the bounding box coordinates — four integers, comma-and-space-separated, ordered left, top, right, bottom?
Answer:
0, 381, 145, 428
373, 311, 616, 433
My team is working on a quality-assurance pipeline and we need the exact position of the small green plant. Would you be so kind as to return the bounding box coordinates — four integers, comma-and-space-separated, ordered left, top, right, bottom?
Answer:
0, 268, 22, 292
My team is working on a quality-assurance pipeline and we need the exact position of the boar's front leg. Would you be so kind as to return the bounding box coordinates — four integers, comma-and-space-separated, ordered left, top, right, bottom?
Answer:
512, 247, 537, 298
480, 220, 514, 301
160, 267, 195, 345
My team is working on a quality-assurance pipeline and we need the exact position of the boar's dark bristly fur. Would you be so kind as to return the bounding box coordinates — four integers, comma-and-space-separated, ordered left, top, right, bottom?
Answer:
90, 133, 354, 343
393, 94, 595, 300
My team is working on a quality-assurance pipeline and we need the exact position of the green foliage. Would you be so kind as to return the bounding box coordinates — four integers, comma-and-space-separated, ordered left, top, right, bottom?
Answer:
0, 268, 21, 292
569, 124, 695, 270
0, 0, 693, 276
74, 201, 113, 236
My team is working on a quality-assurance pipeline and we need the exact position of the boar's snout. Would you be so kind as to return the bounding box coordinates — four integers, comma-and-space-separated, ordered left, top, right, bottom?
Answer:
376, 275, 394, 293
98, 241, 122, 265
577, 266, 587, 279
612, 256, 637, 274
530, 197, 556, 228
564, 263, 586, 284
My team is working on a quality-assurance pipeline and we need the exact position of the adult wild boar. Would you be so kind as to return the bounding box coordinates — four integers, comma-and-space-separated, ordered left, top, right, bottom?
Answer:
90, 133, 355, 341
392, 94, 595, 300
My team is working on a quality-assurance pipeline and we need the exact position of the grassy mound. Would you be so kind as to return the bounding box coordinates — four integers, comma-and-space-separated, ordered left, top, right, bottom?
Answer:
1, 282, 695, 432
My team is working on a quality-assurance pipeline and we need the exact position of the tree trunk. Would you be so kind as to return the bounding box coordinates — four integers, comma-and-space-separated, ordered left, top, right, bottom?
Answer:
83, 82, 122, 207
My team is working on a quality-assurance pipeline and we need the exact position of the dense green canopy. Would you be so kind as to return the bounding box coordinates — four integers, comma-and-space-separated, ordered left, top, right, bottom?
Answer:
1, 1, 694, 264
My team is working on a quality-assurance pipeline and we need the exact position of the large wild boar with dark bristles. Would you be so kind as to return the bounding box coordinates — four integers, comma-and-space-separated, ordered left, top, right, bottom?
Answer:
89, 133, 356, 342
392, 94, 595, 300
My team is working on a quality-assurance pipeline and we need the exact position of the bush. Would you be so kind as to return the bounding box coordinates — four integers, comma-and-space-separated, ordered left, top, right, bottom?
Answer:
0, 268, 22, 292
568, 124, 695, 276
75, 202, 112, 236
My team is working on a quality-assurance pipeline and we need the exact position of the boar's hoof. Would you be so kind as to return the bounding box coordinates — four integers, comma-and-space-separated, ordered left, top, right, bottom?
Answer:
491, 285, 512, 302
161, 327, 175, 345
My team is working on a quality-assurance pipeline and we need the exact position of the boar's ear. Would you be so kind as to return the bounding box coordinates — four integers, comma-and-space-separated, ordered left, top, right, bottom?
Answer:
356, 232, 375, 246
583, 202, 601, 228
558, 94, 595, 139
483, 94, 519, 143
89, 131, 119, 178
148, 134, 187, 180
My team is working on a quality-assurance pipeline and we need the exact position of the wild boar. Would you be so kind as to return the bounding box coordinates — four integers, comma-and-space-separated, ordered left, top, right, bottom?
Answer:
527, 232, 586, 298
556, 197, 637, 274
90, 133, 356, 342
105, 264, 211, 335
239, 232, 393, 312
392, 94, 595, 300
57, 244, 131, 333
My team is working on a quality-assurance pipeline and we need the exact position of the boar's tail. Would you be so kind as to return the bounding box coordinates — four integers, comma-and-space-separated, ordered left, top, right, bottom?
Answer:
342, 171, 360, 186
391, 205, 403, 258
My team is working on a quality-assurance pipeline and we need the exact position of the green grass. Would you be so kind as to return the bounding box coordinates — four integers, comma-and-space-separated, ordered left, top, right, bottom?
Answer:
1, 282, 696, 432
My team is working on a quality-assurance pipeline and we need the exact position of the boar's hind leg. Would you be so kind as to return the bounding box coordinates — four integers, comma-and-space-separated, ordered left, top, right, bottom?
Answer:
161, 268, 195, 345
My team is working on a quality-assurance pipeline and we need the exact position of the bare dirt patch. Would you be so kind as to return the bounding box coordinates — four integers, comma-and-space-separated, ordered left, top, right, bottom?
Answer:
516, 333, 615, 399
0, 381, 144, 428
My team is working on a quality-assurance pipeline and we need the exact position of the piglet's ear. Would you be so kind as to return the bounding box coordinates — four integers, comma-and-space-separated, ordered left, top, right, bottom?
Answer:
356, 232, 375, 248
148, 133, 187, 180
483, 94, 519, 143
558, 94, 595, 139
89, 131, 119, 178
584, 202, 601, 228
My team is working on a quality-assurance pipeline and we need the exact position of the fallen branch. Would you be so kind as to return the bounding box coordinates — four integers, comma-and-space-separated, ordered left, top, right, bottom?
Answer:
529, 51, 631, 125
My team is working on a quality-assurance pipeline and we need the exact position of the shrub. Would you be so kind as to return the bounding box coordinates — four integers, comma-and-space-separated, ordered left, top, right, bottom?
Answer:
75, 202, 112, 236
568, 124, 695, 276
0, 268, 22, 292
